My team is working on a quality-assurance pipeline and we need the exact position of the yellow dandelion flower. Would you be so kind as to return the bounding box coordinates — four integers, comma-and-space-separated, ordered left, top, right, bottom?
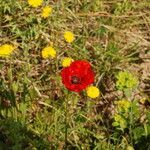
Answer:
0, 44, 15, 57
41, 46, 56, 59
28, 0, 43, 8
62, 57, 74, 67
86, 86, 100, 98
41, 6, 52, 18
64, 31, 75, 43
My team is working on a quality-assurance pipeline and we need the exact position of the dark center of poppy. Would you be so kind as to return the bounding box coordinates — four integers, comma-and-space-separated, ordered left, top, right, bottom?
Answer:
71, 76, 80, 84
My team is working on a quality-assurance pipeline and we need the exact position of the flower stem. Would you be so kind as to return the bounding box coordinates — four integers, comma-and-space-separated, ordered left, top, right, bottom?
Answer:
65, 91, 69, 149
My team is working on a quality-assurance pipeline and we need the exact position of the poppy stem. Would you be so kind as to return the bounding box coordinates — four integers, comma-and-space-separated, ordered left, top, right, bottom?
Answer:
65, 91, 69, 149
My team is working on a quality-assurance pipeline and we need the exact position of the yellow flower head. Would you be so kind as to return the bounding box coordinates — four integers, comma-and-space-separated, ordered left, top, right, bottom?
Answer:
28, 0, 43, 7
116, 100, 131, 112
113, 114, 127, 129
41, 6, 52, 18
62, 57, 74, 67
64, 31, 75, 43
86, 86, 100, 98
41, 46, 56, 59
0, 44, 15, 57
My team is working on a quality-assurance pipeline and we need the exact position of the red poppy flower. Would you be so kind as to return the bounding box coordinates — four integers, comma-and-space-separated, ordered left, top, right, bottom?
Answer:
61, 60, 95, 92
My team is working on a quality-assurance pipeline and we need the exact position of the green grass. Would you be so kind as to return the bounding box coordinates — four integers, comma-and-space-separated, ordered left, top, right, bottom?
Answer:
0, 0, 150, 149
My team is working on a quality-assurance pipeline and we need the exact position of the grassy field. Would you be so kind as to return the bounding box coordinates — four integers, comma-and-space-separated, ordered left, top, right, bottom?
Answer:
0, 0, 150, 149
